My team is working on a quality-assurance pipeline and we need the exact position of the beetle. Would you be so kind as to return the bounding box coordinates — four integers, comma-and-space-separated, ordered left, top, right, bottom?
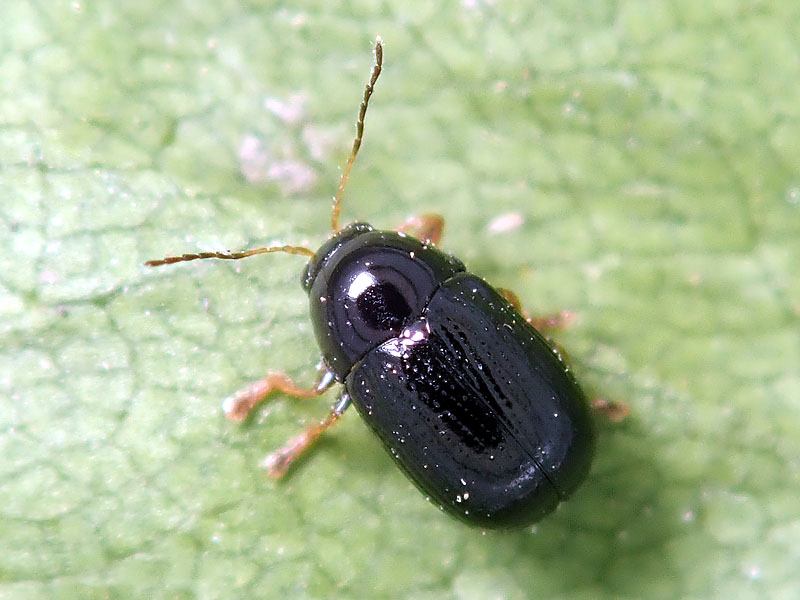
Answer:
146, 38, 595, 528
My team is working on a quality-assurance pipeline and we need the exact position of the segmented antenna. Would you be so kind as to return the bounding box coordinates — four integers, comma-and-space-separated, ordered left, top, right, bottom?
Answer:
145, 245, 314, 267
146, 38, 384, 269
330, 36, 384, 233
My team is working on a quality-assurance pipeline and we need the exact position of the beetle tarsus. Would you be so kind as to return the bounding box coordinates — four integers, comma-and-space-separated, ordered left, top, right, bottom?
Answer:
591, 398, 630, 422
498, 288, 575, 332
394, 214, 445, 246
528, 310, 575, 331
261, 395, 350, 478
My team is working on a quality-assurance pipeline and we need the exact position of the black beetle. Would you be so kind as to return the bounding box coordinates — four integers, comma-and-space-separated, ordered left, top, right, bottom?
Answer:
146, 38, 595, 528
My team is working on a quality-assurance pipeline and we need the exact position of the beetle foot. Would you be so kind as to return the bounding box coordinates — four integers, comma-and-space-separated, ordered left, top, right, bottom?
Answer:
261, 394, 351, 478
591, 398, 629, 422
498, 288, 575, 332
395, 214, 445, 246
527, 310, 575, 332
261, 426, 322, 478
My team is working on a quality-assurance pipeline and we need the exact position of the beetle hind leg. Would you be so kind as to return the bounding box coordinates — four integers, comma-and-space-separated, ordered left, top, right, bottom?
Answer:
395, 214, 445, 246
497, 288, 630, 422
498, 287, 575, 332
591, 398, 630, 422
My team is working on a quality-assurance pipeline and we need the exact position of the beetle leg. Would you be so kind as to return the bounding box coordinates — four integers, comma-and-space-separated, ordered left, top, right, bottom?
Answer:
222, 364, 336, 422
395, 214, 445, 246
498, 288, 575, 332
261, 392, 352, 478
527, 310, 575, 331
591, 398, 630, 422
503, 294, 629, 422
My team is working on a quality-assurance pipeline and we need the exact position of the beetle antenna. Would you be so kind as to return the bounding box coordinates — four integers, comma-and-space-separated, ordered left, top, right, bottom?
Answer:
330, 36, 383, 233
145, 244, 315, 267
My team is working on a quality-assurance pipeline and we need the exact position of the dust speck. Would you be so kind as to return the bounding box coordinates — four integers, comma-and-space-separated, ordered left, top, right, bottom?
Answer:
487, 212, 524, 234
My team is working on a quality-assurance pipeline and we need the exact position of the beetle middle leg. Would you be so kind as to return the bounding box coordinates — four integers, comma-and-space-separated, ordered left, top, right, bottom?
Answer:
395, 214, 445, 246
498, 287, 575, 332
261, 392, 351, 478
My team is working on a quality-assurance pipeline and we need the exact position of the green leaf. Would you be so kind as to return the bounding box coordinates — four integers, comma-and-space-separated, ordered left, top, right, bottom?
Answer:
2, 1, 799, 598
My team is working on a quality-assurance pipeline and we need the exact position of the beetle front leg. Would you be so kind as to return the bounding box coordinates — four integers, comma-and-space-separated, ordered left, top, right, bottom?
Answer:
498, 288, 575, 332
395, 214, 445, 246
261, 392, 352, 478
223, 364, 336, 421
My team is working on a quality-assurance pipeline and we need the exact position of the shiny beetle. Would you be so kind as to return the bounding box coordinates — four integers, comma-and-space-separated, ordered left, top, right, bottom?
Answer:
146, 38, 595, 528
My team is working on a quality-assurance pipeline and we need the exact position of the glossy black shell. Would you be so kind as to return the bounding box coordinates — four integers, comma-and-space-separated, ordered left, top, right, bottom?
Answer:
304, 222, 595, 528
